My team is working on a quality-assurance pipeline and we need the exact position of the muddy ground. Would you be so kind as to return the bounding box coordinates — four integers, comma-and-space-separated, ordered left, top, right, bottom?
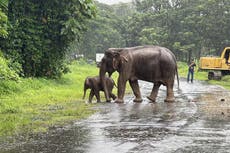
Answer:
1, 78, 230, 153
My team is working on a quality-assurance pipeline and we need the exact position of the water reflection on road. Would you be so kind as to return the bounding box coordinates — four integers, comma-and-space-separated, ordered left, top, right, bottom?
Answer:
1, 79, 230, 153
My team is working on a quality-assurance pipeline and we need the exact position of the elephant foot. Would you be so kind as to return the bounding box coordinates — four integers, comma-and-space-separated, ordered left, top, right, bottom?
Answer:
106, 99, 111, 103
164, 97, 175, 103
96, 99, 102, 103
147, 96, 156, 103
133, 98, 143, 103
114, 98, 124, 103
111, 94, 117, 100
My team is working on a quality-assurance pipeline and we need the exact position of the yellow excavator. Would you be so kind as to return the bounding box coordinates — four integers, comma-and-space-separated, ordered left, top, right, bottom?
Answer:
199, 47, 230, 80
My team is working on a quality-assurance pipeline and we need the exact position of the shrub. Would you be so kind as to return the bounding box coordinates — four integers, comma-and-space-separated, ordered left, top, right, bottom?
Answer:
0, 52, 20, 81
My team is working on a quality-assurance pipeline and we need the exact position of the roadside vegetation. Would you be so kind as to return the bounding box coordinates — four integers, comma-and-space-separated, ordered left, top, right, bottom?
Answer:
0, 60, 99, 136
178, 61, 230, 90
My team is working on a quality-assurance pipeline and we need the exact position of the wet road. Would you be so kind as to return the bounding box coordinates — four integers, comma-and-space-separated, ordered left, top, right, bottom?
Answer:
1, 79, 230, 153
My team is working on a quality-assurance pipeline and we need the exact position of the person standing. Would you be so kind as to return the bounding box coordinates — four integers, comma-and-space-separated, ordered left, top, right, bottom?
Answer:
187, 59, 196, 83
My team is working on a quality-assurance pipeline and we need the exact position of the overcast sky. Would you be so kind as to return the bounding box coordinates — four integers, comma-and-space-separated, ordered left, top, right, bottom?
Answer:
96, 0, 132, 5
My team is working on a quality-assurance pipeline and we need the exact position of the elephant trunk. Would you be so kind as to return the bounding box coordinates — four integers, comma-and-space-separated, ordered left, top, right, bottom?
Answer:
99, 66, 110, 102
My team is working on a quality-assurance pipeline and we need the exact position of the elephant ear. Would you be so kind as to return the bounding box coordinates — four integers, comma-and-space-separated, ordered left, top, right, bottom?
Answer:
87, 77, 93, 86
106, 48, 126, 70
112, 55, 120, 70
105, 48, 122, 57
112, 53, 128, 70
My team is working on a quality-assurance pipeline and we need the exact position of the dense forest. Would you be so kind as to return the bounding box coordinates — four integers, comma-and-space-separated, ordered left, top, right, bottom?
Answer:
1, 0, 230, 79
0, 0, 96, 79
78, 0, 230, 61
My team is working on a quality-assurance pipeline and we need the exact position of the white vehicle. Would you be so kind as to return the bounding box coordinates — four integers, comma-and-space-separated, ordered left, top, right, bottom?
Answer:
96, 53, 104, 66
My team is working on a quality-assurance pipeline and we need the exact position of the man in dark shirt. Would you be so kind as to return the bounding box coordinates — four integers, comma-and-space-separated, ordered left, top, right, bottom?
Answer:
187, 59, 196, 83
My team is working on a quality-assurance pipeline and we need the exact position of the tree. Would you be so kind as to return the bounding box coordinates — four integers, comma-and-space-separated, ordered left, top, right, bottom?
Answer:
76, 2, 126, 59
0, 0, 8, 38
0, 0, 20, 80
130, 0, 230, 61
2, 0, 96, 78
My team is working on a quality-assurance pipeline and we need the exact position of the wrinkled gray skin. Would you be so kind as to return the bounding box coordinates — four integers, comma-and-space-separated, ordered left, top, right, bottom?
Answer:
99, 45, 179, 103
83, 76, 116, 103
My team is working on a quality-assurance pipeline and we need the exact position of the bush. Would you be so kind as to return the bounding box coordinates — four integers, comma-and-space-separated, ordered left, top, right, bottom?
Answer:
0, 52, 20, 81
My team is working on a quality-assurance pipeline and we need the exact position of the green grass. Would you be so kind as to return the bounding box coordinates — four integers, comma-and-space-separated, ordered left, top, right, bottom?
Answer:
178, 61, 230, 90
0, 60, 112, 137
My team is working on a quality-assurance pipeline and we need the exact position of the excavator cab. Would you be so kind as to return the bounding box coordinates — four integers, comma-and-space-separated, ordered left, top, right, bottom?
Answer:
199, 47, 230, 80
224, 49, 230, 64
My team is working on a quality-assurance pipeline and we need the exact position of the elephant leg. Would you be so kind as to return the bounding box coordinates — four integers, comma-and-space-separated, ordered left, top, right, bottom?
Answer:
94, 90, 101, 103
165, 82, 175, 102
90, 79, 101, 103
88, 89, 94, 103
109, 92, 117, 100
115, 76, 127, 103
147, 83, 161, 102
129, 80, 142, 102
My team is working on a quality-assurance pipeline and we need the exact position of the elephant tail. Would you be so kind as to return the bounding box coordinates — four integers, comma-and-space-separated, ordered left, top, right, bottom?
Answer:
175, 65, 180, 88
82, 91, 86, 99
82, 87, 87, 99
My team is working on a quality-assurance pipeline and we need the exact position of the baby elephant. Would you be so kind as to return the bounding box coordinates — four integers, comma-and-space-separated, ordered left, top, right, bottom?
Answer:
83, 76, 116, 103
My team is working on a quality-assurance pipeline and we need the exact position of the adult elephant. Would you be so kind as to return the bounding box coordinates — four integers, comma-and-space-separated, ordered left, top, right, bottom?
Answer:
99, 45, 179, 103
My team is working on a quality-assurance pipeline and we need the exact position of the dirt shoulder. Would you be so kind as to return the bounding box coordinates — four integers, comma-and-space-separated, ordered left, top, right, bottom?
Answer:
195, 84, 230, 120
